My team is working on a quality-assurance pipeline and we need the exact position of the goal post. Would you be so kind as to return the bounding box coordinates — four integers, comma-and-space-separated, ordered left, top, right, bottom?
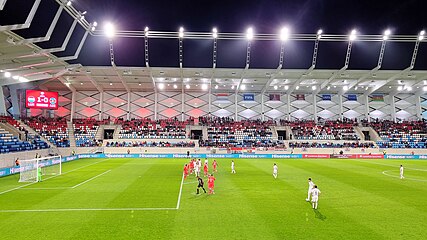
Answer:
19, 155, 62, 183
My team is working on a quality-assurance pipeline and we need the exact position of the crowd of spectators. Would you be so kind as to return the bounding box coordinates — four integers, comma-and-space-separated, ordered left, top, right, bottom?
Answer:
116, 118, 187, 139
289, 119, 359, 141
106, 141, 195, 147
23, 117, 69, 147
288, 141, 375, 148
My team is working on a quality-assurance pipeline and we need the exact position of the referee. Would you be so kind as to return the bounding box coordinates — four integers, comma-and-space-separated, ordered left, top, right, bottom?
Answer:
196, 176, 206, 194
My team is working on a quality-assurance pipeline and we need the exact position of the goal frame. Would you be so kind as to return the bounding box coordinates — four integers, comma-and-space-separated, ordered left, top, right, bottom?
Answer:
18, 155, 62, 183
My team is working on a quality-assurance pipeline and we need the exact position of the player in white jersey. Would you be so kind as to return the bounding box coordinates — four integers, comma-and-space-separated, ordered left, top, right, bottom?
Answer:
311, 185, 321, 209
204, 158, 209, 165
231, 160, 236, 174
400, 165, 404, 179
306, 178, 315, 201
194, 163, 200, 177
272, 163, 278, 179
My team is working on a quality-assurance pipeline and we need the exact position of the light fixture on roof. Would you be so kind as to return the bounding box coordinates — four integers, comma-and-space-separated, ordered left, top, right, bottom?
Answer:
419, 30, 425, 41
240, 85, 246, 90
246, 27, 254, 40
65, 82, 71, 87
423, 86, 427, 91
138, 83, 141, 86
284, 85, 289, 90
383, 29, 391, 40
66, 1, 72, 6
4, 72, 11, 78
12, 75, 19, 80
343, 85, 349, 91
231, 85, 235, 90
251, 84, 254, 88
274, 85, 278, 90
333, 85, 337, 88
312, 86, 317, 90
406, 86, 412, 91
280, 27, 289, 41
202, 84, 208, 90
80, 82, 83, 85
327, 86, 331, 90
317, 29, 323, 39
109, 83, 113, 86
93, 22, 98, 27
355, 86, 358, 90
158, 83, 164, 89
365, 86, 368, 90
173, 84, 178, 89
185, 84, 190, 89
397, 86, 403, 91
104, 22, 115, 38
145, 27, 149, 37
18, 77, 28, 82
349, 29, 357, 41
295, 86, 299, 90
179, 27, 184, 38
212, 27, 218, 39
215, 85, 218, 89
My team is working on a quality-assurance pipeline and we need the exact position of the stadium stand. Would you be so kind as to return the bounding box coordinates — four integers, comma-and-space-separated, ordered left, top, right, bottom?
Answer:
23, 117, 70, 147
0, 127, 47, 153
288, 142, 375, 148
288, 120, 359, 141
73, 118, 108, 147
115, 118, 187, 139
199, 117, 275, 148
363, 120, 427, 148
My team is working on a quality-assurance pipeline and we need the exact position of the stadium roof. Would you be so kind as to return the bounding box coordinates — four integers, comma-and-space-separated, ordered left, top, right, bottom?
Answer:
0, 0, 426, 95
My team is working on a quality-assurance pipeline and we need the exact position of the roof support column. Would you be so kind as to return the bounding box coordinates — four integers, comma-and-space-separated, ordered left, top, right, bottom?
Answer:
70, 91, 76, 121
99, 91, 103, 121
313, 94, 318, 123
339, 94, 343, 121
364, 94, 370, 123
390, 94, 396, 122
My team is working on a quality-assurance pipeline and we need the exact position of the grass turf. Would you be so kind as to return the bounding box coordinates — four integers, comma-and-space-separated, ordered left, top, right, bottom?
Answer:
0, 157, 427, 239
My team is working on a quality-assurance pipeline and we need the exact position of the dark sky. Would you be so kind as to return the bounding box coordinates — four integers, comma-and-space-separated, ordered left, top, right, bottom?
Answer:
1, 0, 426, 69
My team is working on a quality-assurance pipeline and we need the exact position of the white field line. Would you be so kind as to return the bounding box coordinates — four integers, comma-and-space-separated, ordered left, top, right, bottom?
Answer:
0, 207, 177, 213
20, 187, 70, 190
71, 170, 111, 189
0, 159, 110, 195
176, 173, 185, 209
382, 170, 427, 182
352, 159, 427, 171
183, 180, 197, 185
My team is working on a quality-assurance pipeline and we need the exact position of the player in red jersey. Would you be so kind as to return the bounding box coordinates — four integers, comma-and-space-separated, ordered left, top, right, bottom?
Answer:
212, 160, 218, 172
207, 174, 216, 194
203, 163, 209, 177
189, 159, 194, 174
183, 164, 189, 180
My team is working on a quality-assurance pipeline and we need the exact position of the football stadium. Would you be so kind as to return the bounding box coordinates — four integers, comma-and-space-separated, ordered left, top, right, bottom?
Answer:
0, 0, 427, 239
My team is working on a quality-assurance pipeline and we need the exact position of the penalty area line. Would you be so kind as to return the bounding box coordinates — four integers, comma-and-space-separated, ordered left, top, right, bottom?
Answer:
176, 173, 185, 210
71, 170, 111, 189
0, 207, 177, 213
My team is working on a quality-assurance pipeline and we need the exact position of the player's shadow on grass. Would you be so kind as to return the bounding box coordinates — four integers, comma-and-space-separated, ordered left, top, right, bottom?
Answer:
314, 209, 326, 221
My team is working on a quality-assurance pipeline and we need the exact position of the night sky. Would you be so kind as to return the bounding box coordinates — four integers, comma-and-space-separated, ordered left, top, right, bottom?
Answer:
1, 0, 426, 69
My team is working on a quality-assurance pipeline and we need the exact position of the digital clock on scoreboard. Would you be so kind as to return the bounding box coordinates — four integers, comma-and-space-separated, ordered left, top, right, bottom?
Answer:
25, 90, 59, 110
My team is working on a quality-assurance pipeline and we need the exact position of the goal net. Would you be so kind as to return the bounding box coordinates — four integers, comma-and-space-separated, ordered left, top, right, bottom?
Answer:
19, 155, 62, 183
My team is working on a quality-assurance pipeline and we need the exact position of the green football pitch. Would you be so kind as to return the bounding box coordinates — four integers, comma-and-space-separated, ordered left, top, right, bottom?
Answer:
1, 157, 427, 240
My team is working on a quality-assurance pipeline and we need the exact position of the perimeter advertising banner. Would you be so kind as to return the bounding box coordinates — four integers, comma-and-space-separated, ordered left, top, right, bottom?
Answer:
25, 90, 59, 110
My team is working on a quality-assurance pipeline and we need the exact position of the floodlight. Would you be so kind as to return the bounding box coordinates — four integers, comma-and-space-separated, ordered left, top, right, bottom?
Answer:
109, 83, 113, 86
145, 27, 149, 37
343, 85, 349, 91
419, 30, 425, 41
274, 85, 278, 90
4, 72, 11, 78
312, 86, 317, 90
280, 27, 289, 41
383, 29, 391, 40
295, 86, 299, 90
66, 1, 72, 7
173, 84, 178, 89
91, 26, 96, 31
246, 27, 254, 40
202, 84, 208, 90
93, 22, 98, 27
158, 83, 164, 89
231, 85, 235, 90
397, 86, 403, 91
179, 27, 184, 38
104, 22, 115, 38
349, 29, 357, 41
213, 28, 218, 39
284, 85, 289, 90
185, 84, 190, 89
317, 29, 323, 39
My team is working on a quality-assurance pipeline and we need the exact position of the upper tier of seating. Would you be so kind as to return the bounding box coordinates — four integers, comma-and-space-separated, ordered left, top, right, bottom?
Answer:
289, 142, 375, 148
363, 120, 427, 148
73, 118, 108, 147
288, 120, 359, 141
106, 141, 195, 147
24, 117, 69, 147
115, 118, 187, 139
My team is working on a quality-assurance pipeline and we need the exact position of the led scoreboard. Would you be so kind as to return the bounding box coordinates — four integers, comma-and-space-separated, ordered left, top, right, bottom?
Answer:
25, 90, 59, 110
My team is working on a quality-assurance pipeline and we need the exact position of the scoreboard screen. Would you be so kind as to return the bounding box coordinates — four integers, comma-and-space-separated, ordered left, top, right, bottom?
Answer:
25, 90, 59, 110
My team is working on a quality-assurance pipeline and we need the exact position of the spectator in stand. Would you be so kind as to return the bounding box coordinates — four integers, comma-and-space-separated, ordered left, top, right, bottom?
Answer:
15, 158, 20, 167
